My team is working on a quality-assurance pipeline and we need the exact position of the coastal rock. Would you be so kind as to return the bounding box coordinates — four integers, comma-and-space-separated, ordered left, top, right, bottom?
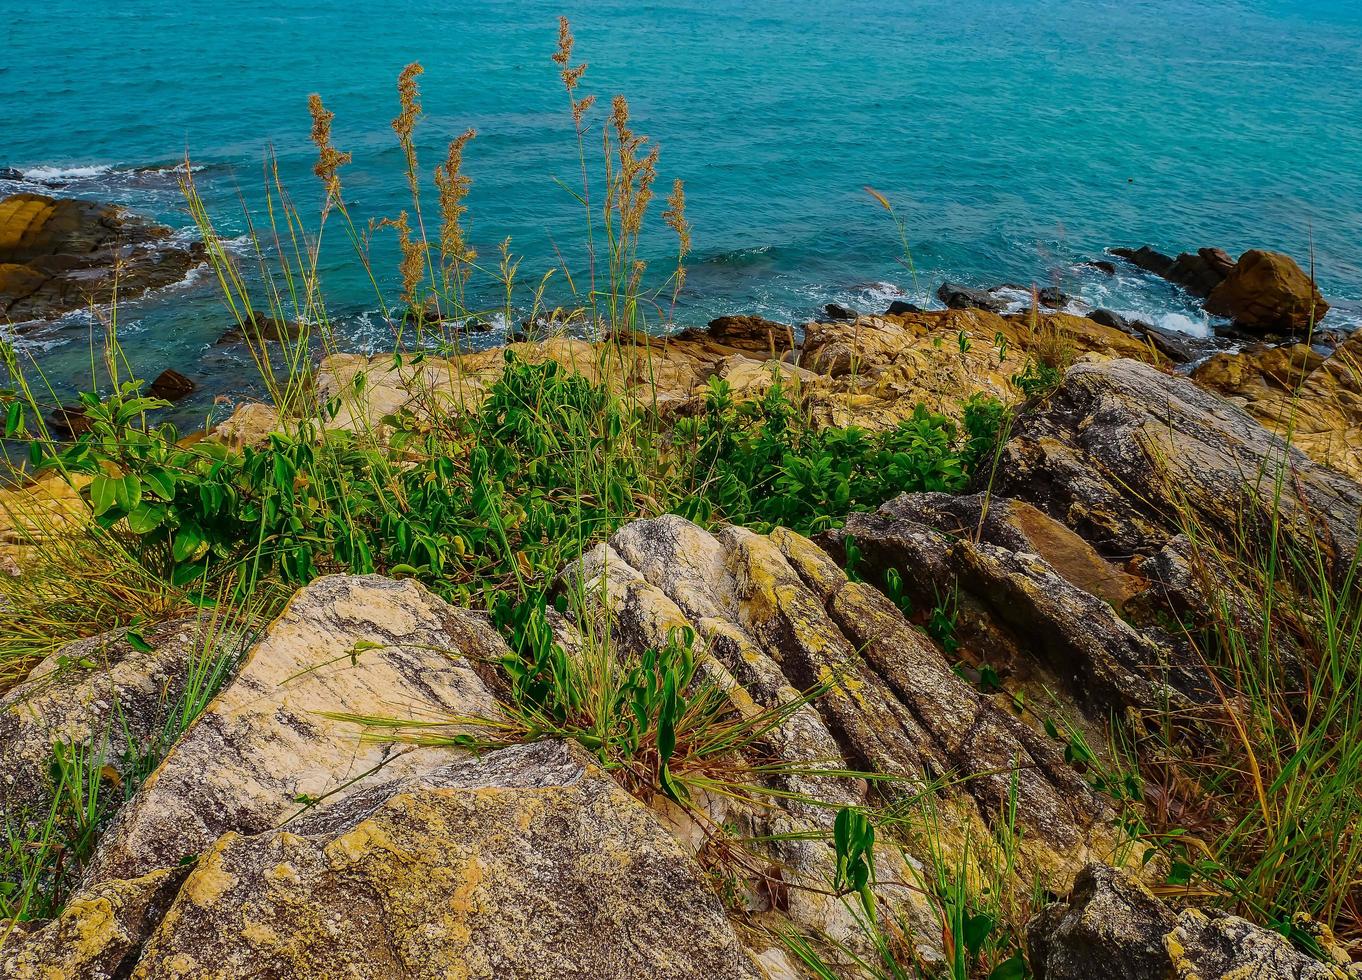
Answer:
885, 299, 923, 315
314, 308, 1168, 452
147, 368, 196, 402
0, 868, 188, 980
210, 400, 280, 448
1110, 245, 1232, 298
124, 740, 763, 980
937, 280, 1009, 312
566, 514, 1131, 901
700, 314, 795, 355
85, 574, 504, 884
1087, 308, 1130, 331
825, 493, 1206, 722
1164, 248, 1234, 297
824, 302, 858, 320
993, 357, 1362, 566
0, 616, 241, 820
1110, 246, 1175, 277
1166, 909, 1361, 980
1027, 864, 1176, 980
0, 192, 205, 322
1204, 248, 1330, 331
214, 312, 305, 346
1028, 863, 1362, 980
1190, 334, 1362, 480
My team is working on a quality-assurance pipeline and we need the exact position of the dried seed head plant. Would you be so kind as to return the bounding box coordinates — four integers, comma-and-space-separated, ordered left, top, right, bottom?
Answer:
663, 178, 692, 301
376, 211, 424, 310
308, 93, 351, 209
434, 128, 478, 289
553, 16, 596, 126
392, 62, 425, 199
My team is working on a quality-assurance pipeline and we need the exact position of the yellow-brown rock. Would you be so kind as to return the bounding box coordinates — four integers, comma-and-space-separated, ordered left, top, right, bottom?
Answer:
0, 868, 186, 980
126, 740, 763, 979
1191, 335, 1362, 480
1203, 248, 1329, 331
315, 308, 1167, 439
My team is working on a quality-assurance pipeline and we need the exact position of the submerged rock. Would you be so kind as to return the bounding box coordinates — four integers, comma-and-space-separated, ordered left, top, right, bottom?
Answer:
0, 192, 205, 322
147, 367, 196, 402
1204, 248, 1330, 331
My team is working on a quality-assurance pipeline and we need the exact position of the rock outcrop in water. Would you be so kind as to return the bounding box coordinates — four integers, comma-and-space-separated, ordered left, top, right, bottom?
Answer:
0, 192, 205, 322
1111, 243, 1328, 334
1204, 248, 1331, 331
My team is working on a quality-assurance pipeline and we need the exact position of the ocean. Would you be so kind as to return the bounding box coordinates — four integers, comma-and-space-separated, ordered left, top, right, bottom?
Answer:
2, 0, 1360, 419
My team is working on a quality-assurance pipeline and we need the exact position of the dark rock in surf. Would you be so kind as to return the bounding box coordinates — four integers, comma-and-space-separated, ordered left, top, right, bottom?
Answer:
148, 369, 197, 402
823, 303, 858, 321
885, 299, 923, 316
0, 192, 205, 322
937, 281, 1008, 313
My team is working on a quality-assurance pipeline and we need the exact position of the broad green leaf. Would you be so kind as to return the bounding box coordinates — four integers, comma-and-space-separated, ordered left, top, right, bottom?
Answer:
88, 474, 118, 517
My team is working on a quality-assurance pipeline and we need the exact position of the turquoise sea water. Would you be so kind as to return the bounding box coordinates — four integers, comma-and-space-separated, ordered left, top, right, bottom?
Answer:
2, 0, 1361, 414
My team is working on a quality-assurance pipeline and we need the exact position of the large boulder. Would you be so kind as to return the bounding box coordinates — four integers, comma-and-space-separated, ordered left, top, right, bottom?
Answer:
0, 192, 205, 322
121, 740, 764, 979
85, 574, 504, 884
565, 514, 1133, 907
1204, 249, 1329, 331
993, 358, 1362, 567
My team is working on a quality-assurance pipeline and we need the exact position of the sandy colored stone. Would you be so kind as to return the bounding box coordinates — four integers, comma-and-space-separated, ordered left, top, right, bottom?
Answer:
1204, 248, 1329, 330
0, 616, 242, 820
0, 868, 186, 980
127, 740, 762, 980
209, 401, 280, 449
0, 470, 90, 568
1192, 333, 1362, 480
86, 574, 505, 884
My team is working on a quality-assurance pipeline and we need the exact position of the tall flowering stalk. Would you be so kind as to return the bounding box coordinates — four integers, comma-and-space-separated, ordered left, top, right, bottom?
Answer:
553, 17, 600, 316
434, 128, 477, 309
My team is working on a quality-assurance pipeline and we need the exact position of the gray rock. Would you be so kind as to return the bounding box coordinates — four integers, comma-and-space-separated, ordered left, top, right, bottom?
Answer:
937, 281, 1009, 312
1028, 864, 1176, 980
85, 574, 505, 884
993, 358, 1362, 568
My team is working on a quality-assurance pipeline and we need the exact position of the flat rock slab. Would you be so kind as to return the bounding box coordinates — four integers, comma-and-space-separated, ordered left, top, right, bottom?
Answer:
86, 574, 505, 884
125, 740, 763, 980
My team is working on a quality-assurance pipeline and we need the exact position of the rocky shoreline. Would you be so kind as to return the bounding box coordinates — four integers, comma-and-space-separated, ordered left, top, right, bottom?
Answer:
2, 193, 1361, 978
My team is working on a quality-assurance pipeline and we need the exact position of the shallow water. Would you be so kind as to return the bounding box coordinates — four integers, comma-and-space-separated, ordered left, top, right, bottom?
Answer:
2, 0, 1360, 415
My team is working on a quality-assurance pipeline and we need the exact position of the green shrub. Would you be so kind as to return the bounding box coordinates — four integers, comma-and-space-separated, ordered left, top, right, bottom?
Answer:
675, 372, 992, 535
